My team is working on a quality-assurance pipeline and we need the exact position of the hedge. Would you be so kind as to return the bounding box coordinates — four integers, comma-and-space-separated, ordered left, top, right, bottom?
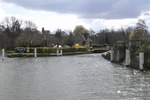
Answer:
15, 47, 87, 53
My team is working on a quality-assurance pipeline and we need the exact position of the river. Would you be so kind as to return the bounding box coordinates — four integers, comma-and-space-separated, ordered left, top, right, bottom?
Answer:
0, 54, 150, 100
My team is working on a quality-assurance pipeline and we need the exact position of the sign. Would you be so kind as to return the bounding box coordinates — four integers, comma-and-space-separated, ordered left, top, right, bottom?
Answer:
26, 47, 30, 52
17, 48, 25, 52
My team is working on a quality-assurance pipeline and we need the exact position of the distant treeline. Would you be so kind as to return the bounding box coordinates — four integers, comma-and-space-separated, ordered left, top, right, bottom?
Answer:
90, 27, 133, 46
0, 16, 149, 50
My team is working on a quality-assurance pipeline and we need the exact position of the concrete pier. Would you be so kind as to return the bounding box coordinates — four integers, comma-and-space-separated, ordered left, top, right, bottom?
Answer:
60, 50, 62, 56
2, 49, 4, 60
56, 50, 62, 56
110, 50, 113, 62
56, 50, 59, 56
139, 52, 144, 70
125, 49, 130, 66
34, 48, 37, 57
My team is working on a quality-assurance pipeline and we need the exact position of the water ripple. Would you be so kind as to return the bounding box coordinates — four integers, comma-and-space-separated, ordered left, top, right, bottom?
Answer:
0, 54, 150, 100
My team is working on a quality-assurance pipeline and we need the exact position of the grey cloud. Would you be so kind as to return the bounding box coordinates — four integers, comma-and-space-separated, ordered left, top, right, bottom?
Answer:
2, 0, 150, 19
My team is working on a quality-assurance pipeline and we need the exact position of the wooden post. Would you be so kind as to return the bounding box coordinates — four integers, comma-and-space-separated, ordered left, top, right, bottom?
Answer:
34, 48, 37, 57
125, 49, 130, 66
139, 52, 144, 70
110, 50, 113, 62
2, 49, 4, 60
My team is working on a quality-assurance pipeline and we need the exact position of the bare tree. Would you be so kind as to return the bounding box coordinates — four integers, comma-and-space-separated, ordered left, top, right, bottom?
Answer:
0, 16, 22, 49
15, 28, 42, 47
3, 16, 22, 30
24, 20, 37, 29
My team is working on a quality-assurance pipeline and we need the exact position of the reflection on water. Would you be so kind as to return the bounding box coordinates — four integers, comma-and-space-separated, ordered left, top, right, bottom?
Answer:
0, 54, 150, 100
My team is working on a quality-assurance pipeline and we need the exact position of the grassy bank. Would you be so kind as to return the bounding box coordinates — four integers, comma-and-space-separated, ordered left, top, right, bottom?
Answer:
7, 51, 92, 57
6, 46, 93, 57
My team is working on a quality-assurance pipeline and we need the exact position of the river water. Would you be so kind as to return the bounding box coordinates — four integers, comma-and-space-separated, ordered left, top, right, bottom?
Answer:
0, 54, 150, 100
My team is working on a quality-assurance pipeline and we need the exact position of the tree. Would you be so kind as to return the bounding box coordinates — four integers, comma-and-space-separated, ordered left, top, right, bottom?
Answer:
1, 16, 22, 49
3, 16, 22, 32
105, 34, 109, 44
15, 20, 40, 47
73, 25, 88, 35
24, 20, 37, 29
66, 31, 74, 47
124, 27, 134, 40
88, 28, 95, 36
129, 19, 148, 40
41, 30, 51, 47
15, 28, 42, 47
55, 29, 62, 38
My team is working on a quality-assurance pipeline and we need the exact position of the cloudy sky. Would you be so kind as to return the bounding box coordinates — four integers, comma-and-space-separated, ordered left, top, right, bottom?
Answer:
0, 0, 150, 32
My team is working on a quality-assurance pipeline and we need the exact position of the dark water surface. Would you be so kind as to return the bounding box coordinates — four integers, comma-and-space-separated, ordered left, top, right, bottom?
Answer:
0, 54, 150, 100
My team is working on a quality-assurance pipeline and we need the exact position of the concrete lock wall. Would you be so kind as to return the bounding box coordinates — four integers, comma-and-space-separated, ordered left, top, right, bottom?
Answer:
113, 41, 126, 62
109, 40, 145, 70
129, 40, 143, 69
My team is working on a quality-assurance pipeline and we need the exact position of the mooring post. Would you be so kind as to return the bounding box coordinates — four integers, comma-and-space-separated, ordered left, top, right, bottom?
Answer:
2, 49, 4, 60
110, 50, 113, 62
125, 49, 130, 66
139, 52, 144, 70
34, 48, 37, 57
56, 50, 59, 56
60, 50, 62, 56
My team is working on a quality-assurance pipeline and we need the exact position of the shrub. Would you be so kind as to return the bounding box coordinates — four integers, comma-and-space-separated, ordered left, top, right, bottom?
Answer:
139, 40, 150, 59
29, 48, 34, 53
78, 48, 87, 51
15, 47, 87, 53
49, 48, 57, 53
62, 47, 77, 52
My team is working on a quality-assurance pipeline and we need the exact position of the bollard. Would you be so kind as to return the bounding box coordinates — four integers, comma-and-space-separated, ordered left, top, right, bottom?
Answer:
60, 50, 62, 56
2, 49, 4, 60
34, 48, 37, 57
56, 50, 59, 56
139, 52, 144, 70
125, 49, 130, 66
110, 50, 113, 62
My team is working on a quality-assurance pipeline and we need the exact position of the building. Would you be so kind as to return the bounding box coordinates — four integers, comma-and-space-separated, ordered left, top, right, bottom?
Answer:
42, 27, 50, 34
74, 33, 92, 47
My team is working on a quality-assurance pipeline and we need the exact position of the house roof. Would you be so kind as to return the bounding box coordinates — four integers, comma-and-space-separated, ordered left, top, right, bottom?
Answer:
78, 33, 86, 41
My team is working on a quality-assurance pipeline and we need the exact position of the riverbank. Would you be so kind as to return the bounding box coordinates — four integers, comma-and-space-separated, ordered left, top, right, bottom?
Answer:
7, 51, 93, 57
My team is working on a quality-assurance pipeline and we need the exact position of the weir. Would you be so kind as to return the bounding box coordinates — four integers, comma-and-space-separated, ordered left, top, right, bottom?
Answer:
102, 40, 145, 70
